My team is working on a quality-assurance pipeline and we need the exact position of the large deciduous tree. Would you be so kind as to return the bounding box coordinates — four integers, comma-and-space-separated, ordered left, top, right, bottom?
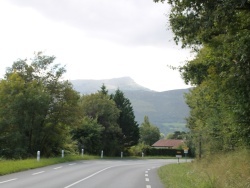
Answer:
0, 53, 80, 158
71, 117, 104, 155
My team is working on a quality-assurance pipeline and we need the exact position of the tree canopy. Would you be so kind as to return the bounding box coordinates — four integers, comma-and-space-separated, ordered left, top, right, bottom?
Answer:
139, 116, 160, 146
0, 53, 80, 158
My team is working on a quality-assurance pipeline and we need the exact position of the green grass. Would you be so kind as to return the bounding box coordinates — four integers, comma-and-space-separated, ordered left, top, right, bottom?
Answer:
158, 149, 250, 188
0, 155, 98, 176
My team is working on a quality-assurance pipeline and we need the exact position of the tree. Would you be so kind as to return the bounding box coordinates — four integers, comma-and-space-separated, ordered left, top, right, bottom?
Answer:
154, 0, 250, 48
71, 117, 104, 155
0, 53, 80, 158
111, 89, 139, 149
80, 92, 122, 156
139, 116, 160, 145
166, 131, 186, 140
154, 0, 250, 155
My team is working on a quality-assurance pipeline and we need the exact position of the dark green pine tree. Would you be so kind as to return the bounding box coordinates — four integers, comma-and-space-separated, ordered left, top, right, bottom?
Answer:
111, 89, 139, 149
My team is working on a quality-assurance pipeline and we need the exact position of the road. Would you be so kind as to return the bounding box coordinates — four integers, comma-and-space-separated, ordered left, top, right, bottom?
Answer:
0, 159, 179, 188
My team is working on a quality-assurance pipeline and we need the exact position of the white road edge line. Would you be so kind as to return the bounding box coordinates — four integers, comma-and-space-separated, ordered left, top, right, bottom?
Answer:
32, 171, 45, 175
68, 163, 76, 166
0, 178, 18, 184
64, 166, 114, 188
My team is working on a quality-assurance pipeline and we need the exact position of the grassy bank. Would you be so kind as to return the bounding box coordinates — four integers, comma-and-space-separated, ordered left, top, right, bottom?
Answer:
0, 155, 98, 176
158, 149, 250, 188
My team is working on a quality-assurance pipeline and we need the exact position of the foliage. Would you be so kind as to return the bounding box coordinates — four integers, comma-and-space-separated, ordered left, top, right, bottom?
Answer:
139, 116, 160, 145
0, 53, 80, 158
111, 89, 139, 149
128, 143, 151, 156
166, 131, 186, 139
71, 117, 104, 155
79, 91, 122, 156
155, 0, 250, 156
154, 0, 250, 48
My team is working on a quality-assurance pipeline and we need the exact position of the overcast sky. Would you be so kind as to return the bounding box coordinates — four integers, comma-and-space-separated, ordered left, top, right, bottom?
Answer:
0, 0, 192, 91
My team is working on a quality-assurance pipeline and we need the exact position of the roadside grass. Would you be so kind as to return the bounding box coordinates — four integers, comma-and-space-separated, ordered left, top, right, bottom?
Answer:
0, 154, 98, 176
158, 149, 250, 188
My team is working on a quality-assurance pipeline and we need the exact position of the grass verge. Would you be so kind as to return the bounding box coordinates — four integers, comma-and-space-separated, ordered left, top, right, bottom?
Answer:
0, 155, 98, 176
158, 149, 250, 188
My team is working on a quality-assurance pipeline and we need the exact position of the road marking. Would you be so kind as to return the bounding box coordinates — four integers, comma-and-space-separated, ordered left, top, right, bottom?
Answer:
145, 178, 149, 182
54, 166, 62, 170
145, 174, 148, 176
146, 185, 151, 188
68, 163, 76, 166
64, 166, 114, 188
147, 169, 150, 171
145, 171, 148, 173
32, 171, 45, 175
0, 178, 18, 184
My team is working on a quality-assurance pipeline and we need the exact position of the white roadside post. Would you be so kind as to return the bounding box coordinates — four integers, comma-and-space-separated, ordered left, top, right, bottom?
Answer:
62, 150, 64, 158
37, 151, 40, 162
101, 150, 103, 158
142, 152, 144, 158
121, 152, 123, 158
81, 149, 84, 157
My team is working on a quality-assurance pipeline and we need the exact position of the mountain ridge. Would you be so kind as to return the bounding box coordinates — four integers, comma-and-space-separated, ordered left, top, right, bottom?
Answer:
70, 77, 190, 135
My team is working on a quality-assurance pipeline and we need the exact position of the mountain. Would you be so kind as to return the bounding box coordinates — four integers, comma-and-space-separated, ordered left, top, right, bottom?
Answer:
70, 77, 190, 135
70, 77, 151, 94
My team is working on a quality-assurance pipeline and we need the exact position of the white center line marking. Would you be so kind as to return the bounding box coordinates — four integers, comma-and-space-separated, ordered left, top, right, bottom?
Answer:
64, 166, 114, 188
32, 171, 45, 175
145, 174, 148, 176
0, 178, 18, 184
145, 171, 148, 173
68, 163, 76, 166
146, 185, 151, 188
145, 178, 150, 182
54, 166, 62, 170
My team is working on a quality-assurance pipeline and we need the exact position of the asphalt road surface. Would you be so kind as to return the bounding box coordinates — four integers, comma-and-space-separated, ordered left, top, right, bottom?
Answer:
0, 159, 180, 188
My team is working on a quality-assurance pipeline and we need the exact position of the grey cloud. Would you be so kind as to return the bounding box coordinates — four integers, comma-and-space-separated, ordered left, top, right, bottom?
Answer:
8, 0, 174, 47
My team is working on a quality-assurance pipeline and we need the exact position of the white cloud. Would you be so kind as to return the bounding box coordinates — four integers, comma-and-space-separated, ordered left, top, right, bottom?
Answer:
0, 0, 192, 91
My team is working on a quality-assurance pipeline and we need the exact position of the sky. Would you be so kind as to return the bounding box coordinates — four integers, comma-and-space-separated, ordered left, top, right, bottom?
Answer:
0, 0, 193, 92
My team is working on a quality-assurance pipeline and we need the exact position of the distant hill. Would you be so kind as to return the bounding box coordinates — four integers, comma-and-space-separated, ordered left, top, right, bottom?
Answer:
70, 77, 191, 135
70, 77, 151, 94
